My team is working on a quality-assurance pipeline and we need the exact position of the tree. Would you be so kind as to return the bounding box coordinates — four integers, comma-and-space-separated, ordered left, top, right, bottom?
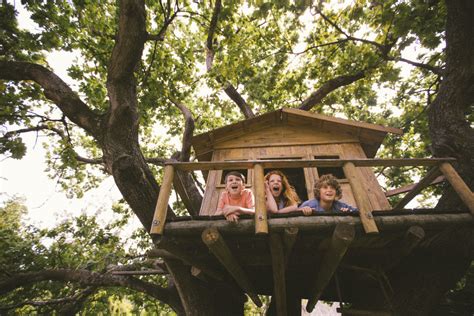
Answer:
0, 0, 472, 314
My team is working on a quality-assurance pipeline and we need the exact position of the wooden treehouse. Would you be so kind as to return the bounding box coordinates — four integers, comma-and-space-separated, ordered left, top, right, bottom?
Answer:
150, 108, 474, 315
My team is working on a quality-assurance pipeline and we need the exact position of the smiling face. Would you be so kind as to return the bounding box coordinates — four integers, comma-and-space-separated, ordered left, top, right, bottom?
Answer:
319, 184, 337, 204
268, 174, 283, 198
225, 174, 245, 197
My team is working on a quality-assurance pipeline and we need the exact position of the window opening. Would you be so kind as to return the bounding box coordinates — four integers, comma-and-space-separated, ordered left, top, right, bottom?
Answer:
314, 155, 346, 179
262, 158, 308, 201
220, 169, 249, 185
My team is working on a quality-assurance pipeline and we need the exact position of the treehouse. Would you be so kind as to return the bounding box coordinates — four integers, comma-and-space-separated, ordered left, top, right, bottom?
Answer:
150, 108, 474, 315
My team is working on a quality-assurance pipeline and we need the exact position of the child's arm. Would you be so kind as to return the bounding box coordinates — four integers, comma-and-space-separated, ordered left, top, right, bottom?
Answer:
265, 181, 279, 213
297, 199, 315, 216
335, 201, 358, 212
229, 189, 255, 215
274, 204, 299, 214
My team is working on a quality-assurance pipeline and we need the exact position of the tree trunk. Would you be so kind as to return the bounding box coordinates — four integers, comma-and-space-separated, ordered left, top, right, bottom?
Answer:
428, 0, 474, 210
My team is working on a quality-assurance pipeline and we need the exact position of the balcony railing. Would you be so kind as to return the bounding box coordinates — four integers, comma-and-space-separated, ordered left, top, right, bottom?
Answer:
150, 158, 474, 236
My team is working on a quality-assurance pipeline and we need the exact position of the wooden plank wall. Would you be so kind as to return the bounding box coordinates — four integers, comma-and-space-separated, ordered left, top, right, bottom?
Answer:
198, 124, 391, 215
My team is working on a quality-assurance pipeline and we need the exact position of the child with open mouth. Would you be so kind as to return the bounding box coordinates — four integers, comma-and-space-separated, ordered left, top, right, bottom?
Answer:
215, 171, 255, 222
264, 170, 301, 214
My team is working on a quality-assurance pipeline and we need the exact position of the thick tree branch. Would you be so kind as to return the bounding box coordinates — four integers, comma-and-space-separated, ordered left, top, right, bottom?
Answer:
168, 97, 194, 162
103, 0, 176, 230
205, 0, 221, 70
167, 97, 203, 216
0, 269, 183, 313
0, 61, 101, 137
204, 0, 255, 119
298, 71, 366, 111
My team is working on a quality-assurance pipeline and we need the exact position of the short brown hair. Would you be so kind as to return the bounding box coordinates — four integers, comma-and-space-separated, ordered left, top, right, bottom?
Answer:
314, 174, 342, 200
224, 171, 246, 183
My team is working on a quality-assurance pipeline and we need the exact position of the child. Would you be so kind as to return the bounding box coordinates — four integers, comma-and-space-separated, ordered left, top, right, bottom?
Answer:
264, 170, 301, 214
215, 171, 255, 222
299, 174, 357, 215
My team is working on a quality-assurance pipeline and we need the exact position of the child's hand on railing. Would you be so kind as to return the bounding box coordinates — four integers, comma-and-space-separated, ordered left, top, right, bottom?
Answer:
299, 206, 313, 216
225, 213, 239, 222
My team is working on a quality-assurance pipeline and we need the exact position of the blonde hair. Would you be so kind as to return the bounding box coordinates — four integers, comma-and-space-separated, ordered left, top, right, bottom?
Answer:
314, 174, 342, 200
265, 170, 301, 207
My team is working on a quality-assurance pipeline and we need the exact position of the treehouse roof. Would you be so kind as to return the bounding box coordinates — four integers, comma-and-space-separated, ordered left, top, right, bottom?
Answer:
192, 108, 403, 160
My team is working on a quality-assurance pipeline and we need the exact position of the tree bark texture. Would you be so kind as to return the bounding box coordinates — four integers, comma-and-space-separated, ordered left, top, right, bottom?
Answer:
428, 0, 474, 210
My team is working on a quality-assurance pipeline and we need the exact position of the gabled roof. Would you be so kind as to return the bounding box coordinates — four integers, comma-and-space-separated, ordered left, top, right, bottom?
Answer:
191, 108, 403, 160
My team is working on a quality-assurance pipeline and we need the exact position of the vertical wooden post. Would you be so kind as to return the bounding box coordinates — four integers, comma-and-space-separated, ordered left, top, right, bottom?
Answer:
343, 162, 379, 234
269, 233, 287, 316
384, 226, 425, 271
306, 223, 355, 312
439, 162, 474, 215
150, 165, 174, 235
202, 227, 262, 307
254, 163, 268, 234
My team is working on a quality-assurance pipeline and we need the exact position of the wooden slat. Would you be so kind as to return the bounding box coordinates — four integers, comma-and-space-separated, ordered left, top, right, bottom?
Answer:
269, 233, 287, 316
166, 158, 456, 171
254, 163, 268, 234
150, 165, 174, 235
306, 223, 355, 312
392, 167, 442, 211
343, 162, 379, 234
202, 227, 262, 307
439, 162, 474, 215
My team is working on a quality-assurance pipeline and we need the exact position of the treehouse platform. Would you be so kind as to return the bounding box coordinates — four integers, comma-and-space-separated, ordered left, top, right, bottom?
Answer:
151, 208, 472, 314
149, 109, 474, 314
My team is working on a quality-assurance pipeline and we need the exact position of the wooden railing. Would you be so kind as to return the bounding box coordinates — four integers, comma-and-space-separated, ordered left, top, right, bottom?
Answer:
150, 158, 474, 236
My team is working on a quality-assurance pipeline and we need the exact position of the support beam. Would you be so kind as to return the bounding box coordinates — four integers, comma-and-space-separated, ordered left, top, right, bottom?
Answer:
162, 213, 472, 237
306, 223, 355, 312
439, 162, 474, 215
269, 233, 287, 316
385, 175, 445, 197
384, 226, 425, 271
165, 158, 456, 171
154, 237, 224, 280
150, 165, 175, 235
201, 227, 262, 307
392, 167, 442, 211
282, 227, 298, 267
343, 162, 378, 233
254, 163, 268, 234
